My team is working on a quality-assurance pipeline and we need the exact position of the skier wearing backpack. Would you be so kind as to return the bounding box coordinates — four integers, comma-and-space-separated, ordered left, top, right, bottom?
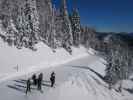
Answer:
32, 74, 37, 85
26, 78, 31, 94
37, 73, 43, 90
50, 72, 55, 87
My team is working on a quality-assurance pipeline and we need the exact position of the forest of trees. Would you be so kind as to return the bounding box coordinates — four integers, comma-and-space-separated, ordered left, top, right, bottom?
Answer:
0, 0, 93, 53
96, 33, 133, 92
0, 0, 98, 53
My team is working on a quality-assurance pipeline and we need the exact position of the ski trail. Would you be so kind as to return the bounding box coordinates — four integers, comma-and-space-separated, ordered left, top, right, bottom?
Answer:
0, 55, 132, 100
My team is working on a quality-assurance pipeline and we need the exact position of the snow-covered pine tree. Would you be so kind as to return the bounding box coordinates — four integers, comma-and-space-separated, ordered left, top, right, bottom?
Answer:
49, 5, 57, 50
80, 26, 91, 46
36, 0, 53, 44
0, 0, 40, 51
0, 0, 11, 29
105, 45, 121, 89
54, 9, 63, 47
60, 0, 73, 53
87, 28, 98, 49
10, 0, 26, 49
105, 39, 130, 91
0, 0, 19, 46
70, 8, 81, 46
80, 26, 97, 49
28, 0, 40, 42
47, 1, 56, 49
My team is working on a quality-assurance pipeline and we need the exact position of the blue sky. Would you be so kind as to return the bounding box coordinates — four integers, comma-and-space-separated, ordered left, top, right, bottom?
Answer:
53, 0, 133, 33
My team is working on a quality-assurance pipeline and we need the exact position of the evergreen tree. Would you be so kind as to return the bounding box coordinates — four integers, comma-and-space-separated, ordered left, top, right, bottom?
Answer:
36, 0, 53, 43
80, 26, 97, 48
60, 0, 73, 52
54, 9, 63, 47
0, 0, 11, 29
70, 8, 81, 46
48, 4, 57, 49
0, 0, 39, 51
105, 39, 131, 91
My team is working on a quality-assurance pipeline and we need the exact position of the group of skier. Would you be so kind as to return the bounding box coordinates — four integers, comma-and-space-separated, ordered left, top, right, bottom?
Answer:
26, 72, 55, 94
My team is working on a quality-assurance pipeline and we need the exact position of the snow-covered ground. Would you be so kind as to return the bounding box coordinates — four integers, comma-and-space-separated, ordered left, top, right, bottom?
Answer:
0, 52, 133, 100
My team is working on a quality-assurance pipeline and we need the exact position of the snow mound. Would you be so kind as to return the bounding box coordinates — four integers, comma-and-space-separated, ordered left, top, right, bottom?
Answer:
122, 80, 133, 89
88, 48, 97, 55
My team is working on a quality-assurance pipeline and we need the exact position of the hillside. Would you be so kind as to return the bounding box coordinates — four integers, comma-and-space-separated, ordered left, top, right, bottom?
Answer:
0, 0, 76, 52
0, 36, 89, 81
96, 32, 133, 47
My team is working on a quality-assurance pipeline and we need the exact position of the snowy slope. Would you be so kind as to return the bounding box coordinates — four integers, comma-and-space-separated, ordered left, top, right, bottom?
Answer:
0, 53, 132, 100
0, 34, 89, 81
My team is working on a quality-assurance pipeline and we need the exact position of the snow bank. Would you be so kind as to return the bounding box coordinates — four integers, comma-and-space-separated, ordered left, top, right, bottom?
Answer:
122, 80, 133, 89
87, 48, 106, 76
88, 48, 97, 55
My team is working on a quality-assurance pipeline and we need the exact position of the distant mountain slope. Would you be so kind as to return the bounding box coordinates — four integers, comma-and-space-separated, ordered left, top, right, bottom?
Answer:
96, 32, 133, 47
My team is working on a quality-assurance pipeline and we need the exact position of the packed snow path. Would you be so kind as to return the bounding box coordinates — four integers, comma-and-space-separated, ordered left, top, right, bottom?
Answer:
0, 55, 132, 100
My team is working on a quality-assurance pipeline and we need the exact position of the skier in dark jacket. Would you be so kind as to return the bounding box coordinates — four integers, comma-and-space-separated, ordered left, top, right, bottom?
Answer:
26, 78, 31, 94
32, 74, 37, 85
50, 72, 55, 87
37, 73, 43, 90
